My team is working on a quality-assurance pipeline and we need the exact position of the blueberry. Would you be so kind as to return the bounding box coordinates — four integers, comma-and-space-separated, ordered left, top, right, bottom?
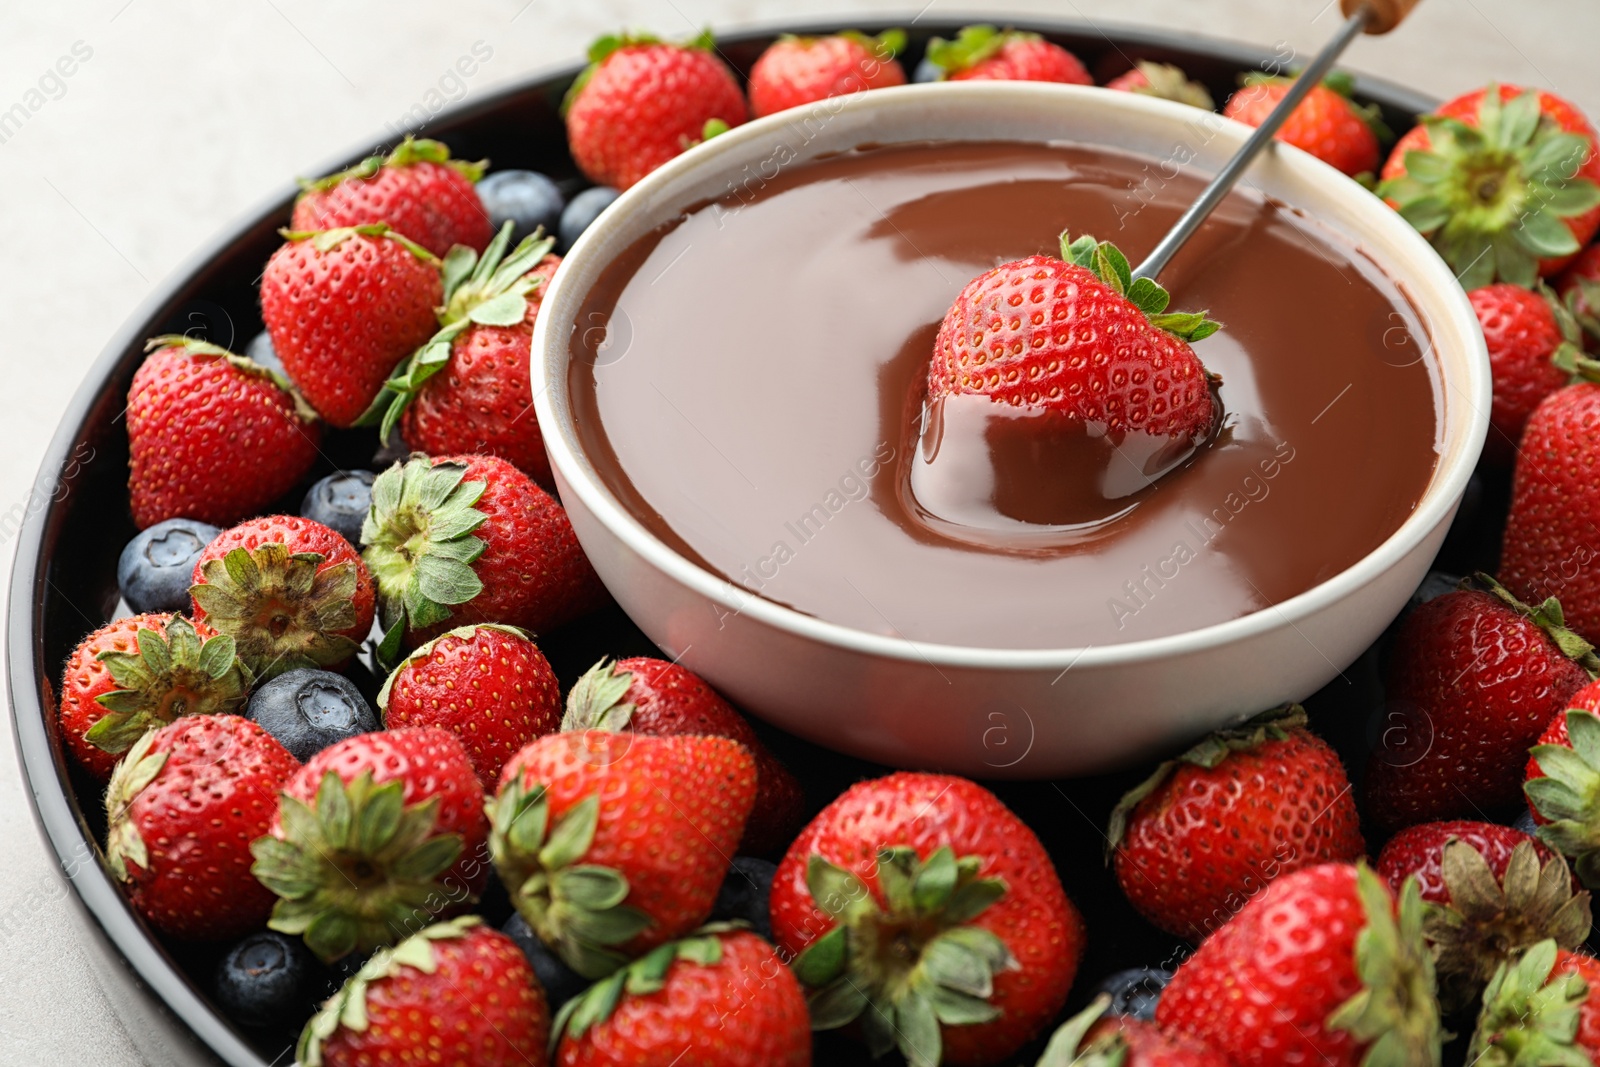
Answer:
1409, 570, 1463, 609
213, 931, 318, 1029
117, 518, 220, 613
912, 57, 944, 83
1512, 808, 1538, 836
301, 470, 376, 545
502, 913, 589, 1009
478, 170, 566, 247
244, 330, 286, 378
558, 186, 621, 252
245, 668, 378, 762
710, 857, 776, 942
1092, 966, 1173, 1021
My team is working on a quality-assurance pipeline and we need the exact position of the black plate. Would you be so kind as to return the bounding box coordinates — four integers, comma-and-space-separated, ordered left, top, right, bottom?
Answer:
7, 16, 1449, 1067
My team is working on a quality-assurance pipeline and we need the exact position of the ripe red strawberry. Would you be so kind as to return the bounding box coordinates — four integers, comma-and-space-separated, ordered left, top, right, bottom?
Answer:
1222, 73, 1384, 177
105, 715, 298, 941
190, 515, 375, 680
1037, 994, 1231, 1067
1472, 282, 1588, 462
298, 916, 549, 1067
1104, 61, 1214, 109
1468, 940, 1600, 1063
292, 137, 493, 258
562, 656, 805, 854
552, 927, 810, 1066
1501, 385, 1600, 643
1363, 577, 1596, 831
747, 30, 907, 118
251, 726, 488, 962
58, 613, 248, 781
1379, 83, 1600, 288
771, 772, 1083, 1067
261, 224, 443, 427
564, 31, 748, 191
361, 453, 607, 660
127, 335, 320, 530
1157, 863, 1441, 1067
486, 735, 755, 979
365, 224, 562, 483
379, 623, 561, 785
1375, 824, 1587, 1011
928, 234, 1219, 441
1108, 706, 1364, 942
924, 25, 1091, 84
1523, 695, 1600, 884
489, 731, 755, 977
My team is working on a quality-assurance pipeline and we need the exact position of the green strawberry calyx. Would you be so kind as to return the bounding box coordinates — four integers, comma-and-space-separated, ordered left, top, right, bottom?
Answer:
1323, 865, 1444, 1065
298, 135, 487, 196
375, 623, 531, 710
1527, 708, 1600, 886
360, 454, 488, 666
560, 658, 639, 732
486, 777, 652, 979
923, 25, 1035, 77
1377, 84, 1600, 290
250, 769, 467, 963
1474, 572, 1600, 676
776, 29, 906, 60
358, 221, 557, 442
550, 924, 740, 1052
143, 335, 319, 423
1543, 282, 1600, 383
790, 845, 1016, 1067
1466, 938, 1591, 1067
190, 544, 359, 681
1121, 61, 1214, 111
103, 728, 169, 882
562, 28, 716, 116
1061, 233, 1222, 343
85, 615, 249, 755
279, 223, 440, 266
1105, 704, 1306, 857
1424, 839, 1590, 1015
296, 914, 482, 1067
1035, 994, 1134, 1067
1565, 276, 1600, 348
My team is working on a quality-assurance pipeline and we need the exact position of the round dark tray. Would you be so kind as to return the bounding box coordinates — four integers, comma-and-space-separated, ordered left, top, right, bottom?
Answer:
8, 16, 1446, 1067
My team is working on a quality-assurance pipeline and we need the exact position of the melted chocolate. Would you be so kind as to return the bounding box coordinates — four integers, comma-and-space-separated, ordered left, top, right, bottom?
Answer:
568, 141, 1441, 648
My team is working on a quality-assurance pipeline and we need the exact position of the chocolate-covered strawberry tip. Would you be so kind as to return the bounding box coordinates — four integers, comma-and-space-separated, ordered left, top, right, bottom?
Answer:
911, 232, 1222, 543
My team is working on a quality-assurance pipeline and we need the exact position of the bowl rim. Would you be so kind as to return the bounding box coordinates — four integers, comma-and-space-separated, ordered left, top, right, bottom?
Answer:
533, 79, 1491, 670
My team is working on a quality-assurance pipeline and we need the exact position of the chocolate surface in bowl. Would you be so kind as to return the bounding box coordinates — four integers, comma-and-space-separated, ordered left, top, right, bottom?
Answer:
570, 140, 1441, 648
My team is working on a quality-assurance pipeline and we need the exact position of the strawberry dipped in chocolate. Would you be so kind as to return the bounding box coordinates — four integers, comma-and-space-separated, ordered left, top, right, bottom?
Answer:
913, 233, 1221, 540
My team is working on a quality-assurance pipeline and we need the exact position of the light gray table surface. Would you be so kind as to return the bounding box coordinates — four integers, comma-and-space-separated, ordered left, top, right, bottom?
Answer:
4, 1, 1598, 1062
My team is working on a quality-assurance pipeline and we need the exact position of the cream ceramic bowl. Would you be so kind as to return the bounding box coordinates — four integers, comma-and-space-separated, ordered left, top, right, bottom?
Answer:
531, 82, 1489, 778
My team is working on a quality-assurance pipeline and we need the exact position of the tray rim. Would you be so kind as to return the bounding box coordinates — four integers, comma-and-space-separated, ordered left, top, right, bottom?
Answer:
5, 14, 1439, 1065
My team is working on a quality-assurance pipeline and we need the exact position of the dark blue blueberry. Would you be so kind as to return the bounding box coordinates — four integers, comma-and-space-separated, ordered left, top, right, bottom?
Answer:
478, 170, 566, 247
1092, 966, 1173, 1022
1409, 570, 1464, 609
245, 668, 378, 762
502, 913, 589, 1009
710, 857, 776, 942
912, 57, 944, 83
117, 517, 220, 613
1512, 808, 1538, 836
558, 186, 621, 252
300, 470, 376, 545
213, 931, 318, 1029
244, 329, 286, 378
